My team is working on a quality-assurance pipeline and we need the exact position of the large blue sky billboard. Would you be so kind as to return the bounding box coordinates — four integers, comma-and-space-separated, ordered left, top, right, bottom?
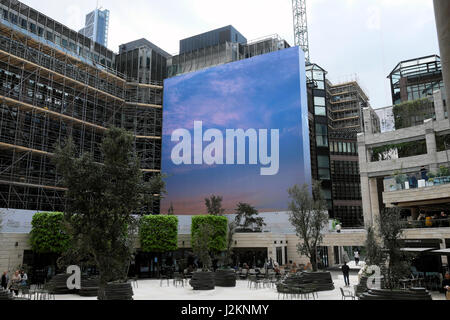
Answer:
162, 47, 311, 215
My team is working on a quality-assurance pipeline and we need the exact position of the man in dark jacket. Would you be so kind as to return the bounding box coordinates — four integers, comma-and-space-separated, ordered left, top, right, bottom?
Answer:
1, 271, 8, 290
342, 262, 350, 287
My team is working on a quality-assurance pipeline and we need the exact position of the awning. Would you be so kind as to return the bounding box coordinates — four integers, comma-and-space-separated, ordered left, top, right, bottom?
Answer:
400, 248, 435, 253
430, 249, 450, 255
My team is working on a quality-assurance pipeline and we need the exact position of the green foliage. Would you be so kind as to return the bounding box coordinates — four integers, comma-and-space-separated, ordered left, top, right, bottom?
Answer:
437, 165, 450, 177
288, 181, 329, 272
191, 215, 228, 253
205, 195, 225, 216
223, 221, 236, 267
53, 127, 166, 290
393, 98, 435, 130
30, 212, 71, 254
378, 207, 413, 290
192, 224, 213, 271
371, 140, 427, 161
364, 226, 383, 267
140, 215, 178, 253
436, 134, 450, 152
234, 203, 266, 232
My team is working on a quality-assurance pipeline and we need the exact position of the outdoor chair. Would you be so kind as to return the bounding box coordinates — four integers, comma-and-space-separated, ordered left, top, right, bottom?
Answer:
340, 287, 356, 300
173, 272, 184, 288
239, 269, 248, 280
160, 272, 171, 287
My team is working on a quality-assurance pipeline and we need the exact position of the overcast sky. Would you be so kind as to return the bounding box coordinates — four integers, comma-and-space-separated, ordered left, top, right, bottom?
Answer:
22, 0, 439, 108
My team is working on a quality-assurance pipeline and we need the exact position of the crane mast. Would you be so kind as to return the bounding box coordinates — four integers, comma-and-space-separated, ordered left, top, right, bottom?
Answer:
292, 0, 310, 63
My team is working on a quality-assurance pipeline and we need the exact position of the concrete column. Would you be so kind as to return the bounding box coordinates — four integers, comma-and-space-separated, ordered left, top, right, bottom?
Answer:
441, 240, 448, 265
433, 0, 450, 110
327, 246, 335, 266
369, 177, 381, 230
360, 173, 372, 228
281, 245, 286, 265
424, 119, 438, 172
433, 90, 446, 121
363, 108, 373, 134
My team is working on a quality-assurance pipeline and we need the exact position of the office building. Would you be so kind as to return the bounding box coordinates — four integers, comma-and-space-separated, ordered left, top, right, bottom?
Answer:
79, 7, 109, 48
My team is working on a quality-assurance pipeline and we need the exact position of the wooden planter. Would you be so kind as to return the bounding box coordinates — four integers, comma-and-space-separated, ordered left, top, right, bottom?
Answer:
359, 288, 432, 300
46, 274, 76, 295
0, 288, 14, 300
277, 272, 335, 293
215, 269, 236, 287
79, 276, 100, 297
190, 271, 215, 291
98, 282, 134, 300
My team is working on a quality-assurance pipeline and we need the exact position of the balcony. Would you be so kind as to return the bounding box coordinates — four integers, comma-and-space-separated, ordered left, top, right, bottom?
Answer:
383, 172, 450, 208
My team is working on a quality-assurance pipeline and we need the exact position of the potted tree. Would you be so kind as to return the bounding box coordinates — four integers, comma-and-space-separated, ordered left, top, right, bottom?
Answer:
190, 216, 227, 290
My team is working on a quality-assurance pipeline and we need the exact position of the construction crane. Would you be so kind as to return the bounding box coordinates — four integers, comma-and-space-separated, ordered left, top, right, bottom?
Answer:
292, 0, 310, 63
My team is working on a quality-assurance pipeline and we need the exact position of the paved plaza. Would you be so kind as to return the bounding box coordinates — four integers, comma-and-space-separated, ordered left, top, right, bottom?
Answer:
50, 271, 447, 301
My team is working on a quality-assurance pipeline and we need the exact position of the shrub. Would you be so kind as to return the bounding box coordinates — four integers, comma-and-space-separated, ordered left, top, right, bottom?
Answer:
30, 212, 71, 254
191, 215, 228, 253
140, 215, 178, 252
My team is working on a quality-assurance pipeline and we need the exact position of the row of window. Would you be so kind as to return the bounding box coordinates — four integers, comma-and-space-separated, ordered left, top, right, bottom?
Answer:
406, 81, 444, 101
331, 161, 360, 177
330, 141, 358, 155
333, 206, 364, 228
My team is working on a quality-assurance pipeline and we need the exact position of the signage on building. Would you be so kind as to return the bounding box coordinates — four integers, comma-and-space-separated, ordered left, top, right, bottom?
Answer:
162, 47, 311, 215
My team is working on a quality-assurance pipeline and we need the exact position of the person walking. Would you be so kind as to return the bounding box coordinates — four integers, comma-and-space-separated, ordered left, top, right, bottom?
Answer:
1, 271, 8, 290
342, 262, 350, 287
354, 250, 360, 266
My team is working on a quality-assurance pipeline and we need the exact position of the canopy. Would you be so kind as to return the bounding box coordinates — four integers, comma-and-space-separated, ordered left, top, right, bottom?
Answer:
430, 249, 450, 255
400, 248, 435, 253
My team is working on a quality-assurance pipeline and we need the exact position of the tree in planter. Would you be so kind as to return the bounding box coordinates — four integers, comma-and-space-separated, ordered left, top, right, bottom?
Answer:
53, 127, 166, 300
234, 203, 266, 232
223, 222, 236, 268
287, 182, 329, 272
205, 195, 225, 216
139, 215, 178, 275
377, 207, 412, 290
191, 224, 213, 271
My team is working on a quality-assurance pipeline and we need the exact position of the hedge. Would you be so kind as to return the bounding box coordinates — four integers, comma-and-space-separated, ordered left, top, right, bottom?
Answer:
191, 215, 227, 253
29, 212, 71, 254
140, 215, 178, 252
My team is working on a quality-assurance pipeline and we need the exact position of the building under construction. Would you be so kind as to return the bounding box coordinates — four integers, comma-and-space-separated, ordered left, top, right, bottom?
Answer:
326, 80, 380, 227
0, 0, 167, 213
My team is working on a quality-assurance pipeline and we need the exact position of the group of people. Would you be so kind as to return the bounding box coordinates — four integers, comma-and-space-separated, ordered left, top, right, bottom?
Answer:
1, 270, 28, 296
417, 211, 449, 228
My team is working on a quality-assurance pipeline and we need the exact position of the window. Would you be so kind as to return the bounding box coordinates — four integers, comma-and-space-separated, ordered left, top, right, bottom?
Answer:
318, 155, 331, 180
314, 97, 326, 106
316, 124, 328, 147
315, 106, 326, 116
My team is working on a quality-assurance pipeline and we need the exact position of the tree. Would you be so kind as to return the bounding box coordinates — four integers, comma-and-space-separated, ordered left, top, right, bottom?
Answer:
287, 182, 329, 272
168, 203, 175, 215
223, 221, 236, 268
234, 203, 266, 232
377, 207, 412, 290
205, 195, 225, 216
364, 226, 383, 267
191, 224, 213, 271
53, 127, 166, 299
191, 215, 228, 271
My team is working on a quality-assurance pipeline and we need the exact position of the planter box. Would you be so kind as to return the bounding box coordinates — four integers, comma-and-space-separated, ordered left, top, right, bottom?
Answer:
190, 271, 215, 291
359, 288, 432, 300
98, 282, 133, 300
215, 269, 236, 287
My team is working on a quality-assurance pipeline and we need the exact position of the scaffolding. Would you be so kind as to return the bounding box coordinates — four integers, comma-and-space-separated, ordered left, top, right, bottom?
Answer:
0, 20, 163, 212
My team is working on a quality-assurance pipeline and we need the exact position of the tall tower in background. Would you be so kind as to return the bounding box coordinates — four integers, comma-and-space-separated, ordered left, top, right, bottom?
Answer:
292, 0, 310, 63
79, 7, 110, 48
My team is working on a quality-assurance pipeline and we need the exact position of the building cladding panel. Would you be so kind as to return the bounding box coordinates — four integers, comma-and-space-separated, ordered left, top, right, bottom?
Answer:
0, 0, 164, 213
179, 25, 247, 54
